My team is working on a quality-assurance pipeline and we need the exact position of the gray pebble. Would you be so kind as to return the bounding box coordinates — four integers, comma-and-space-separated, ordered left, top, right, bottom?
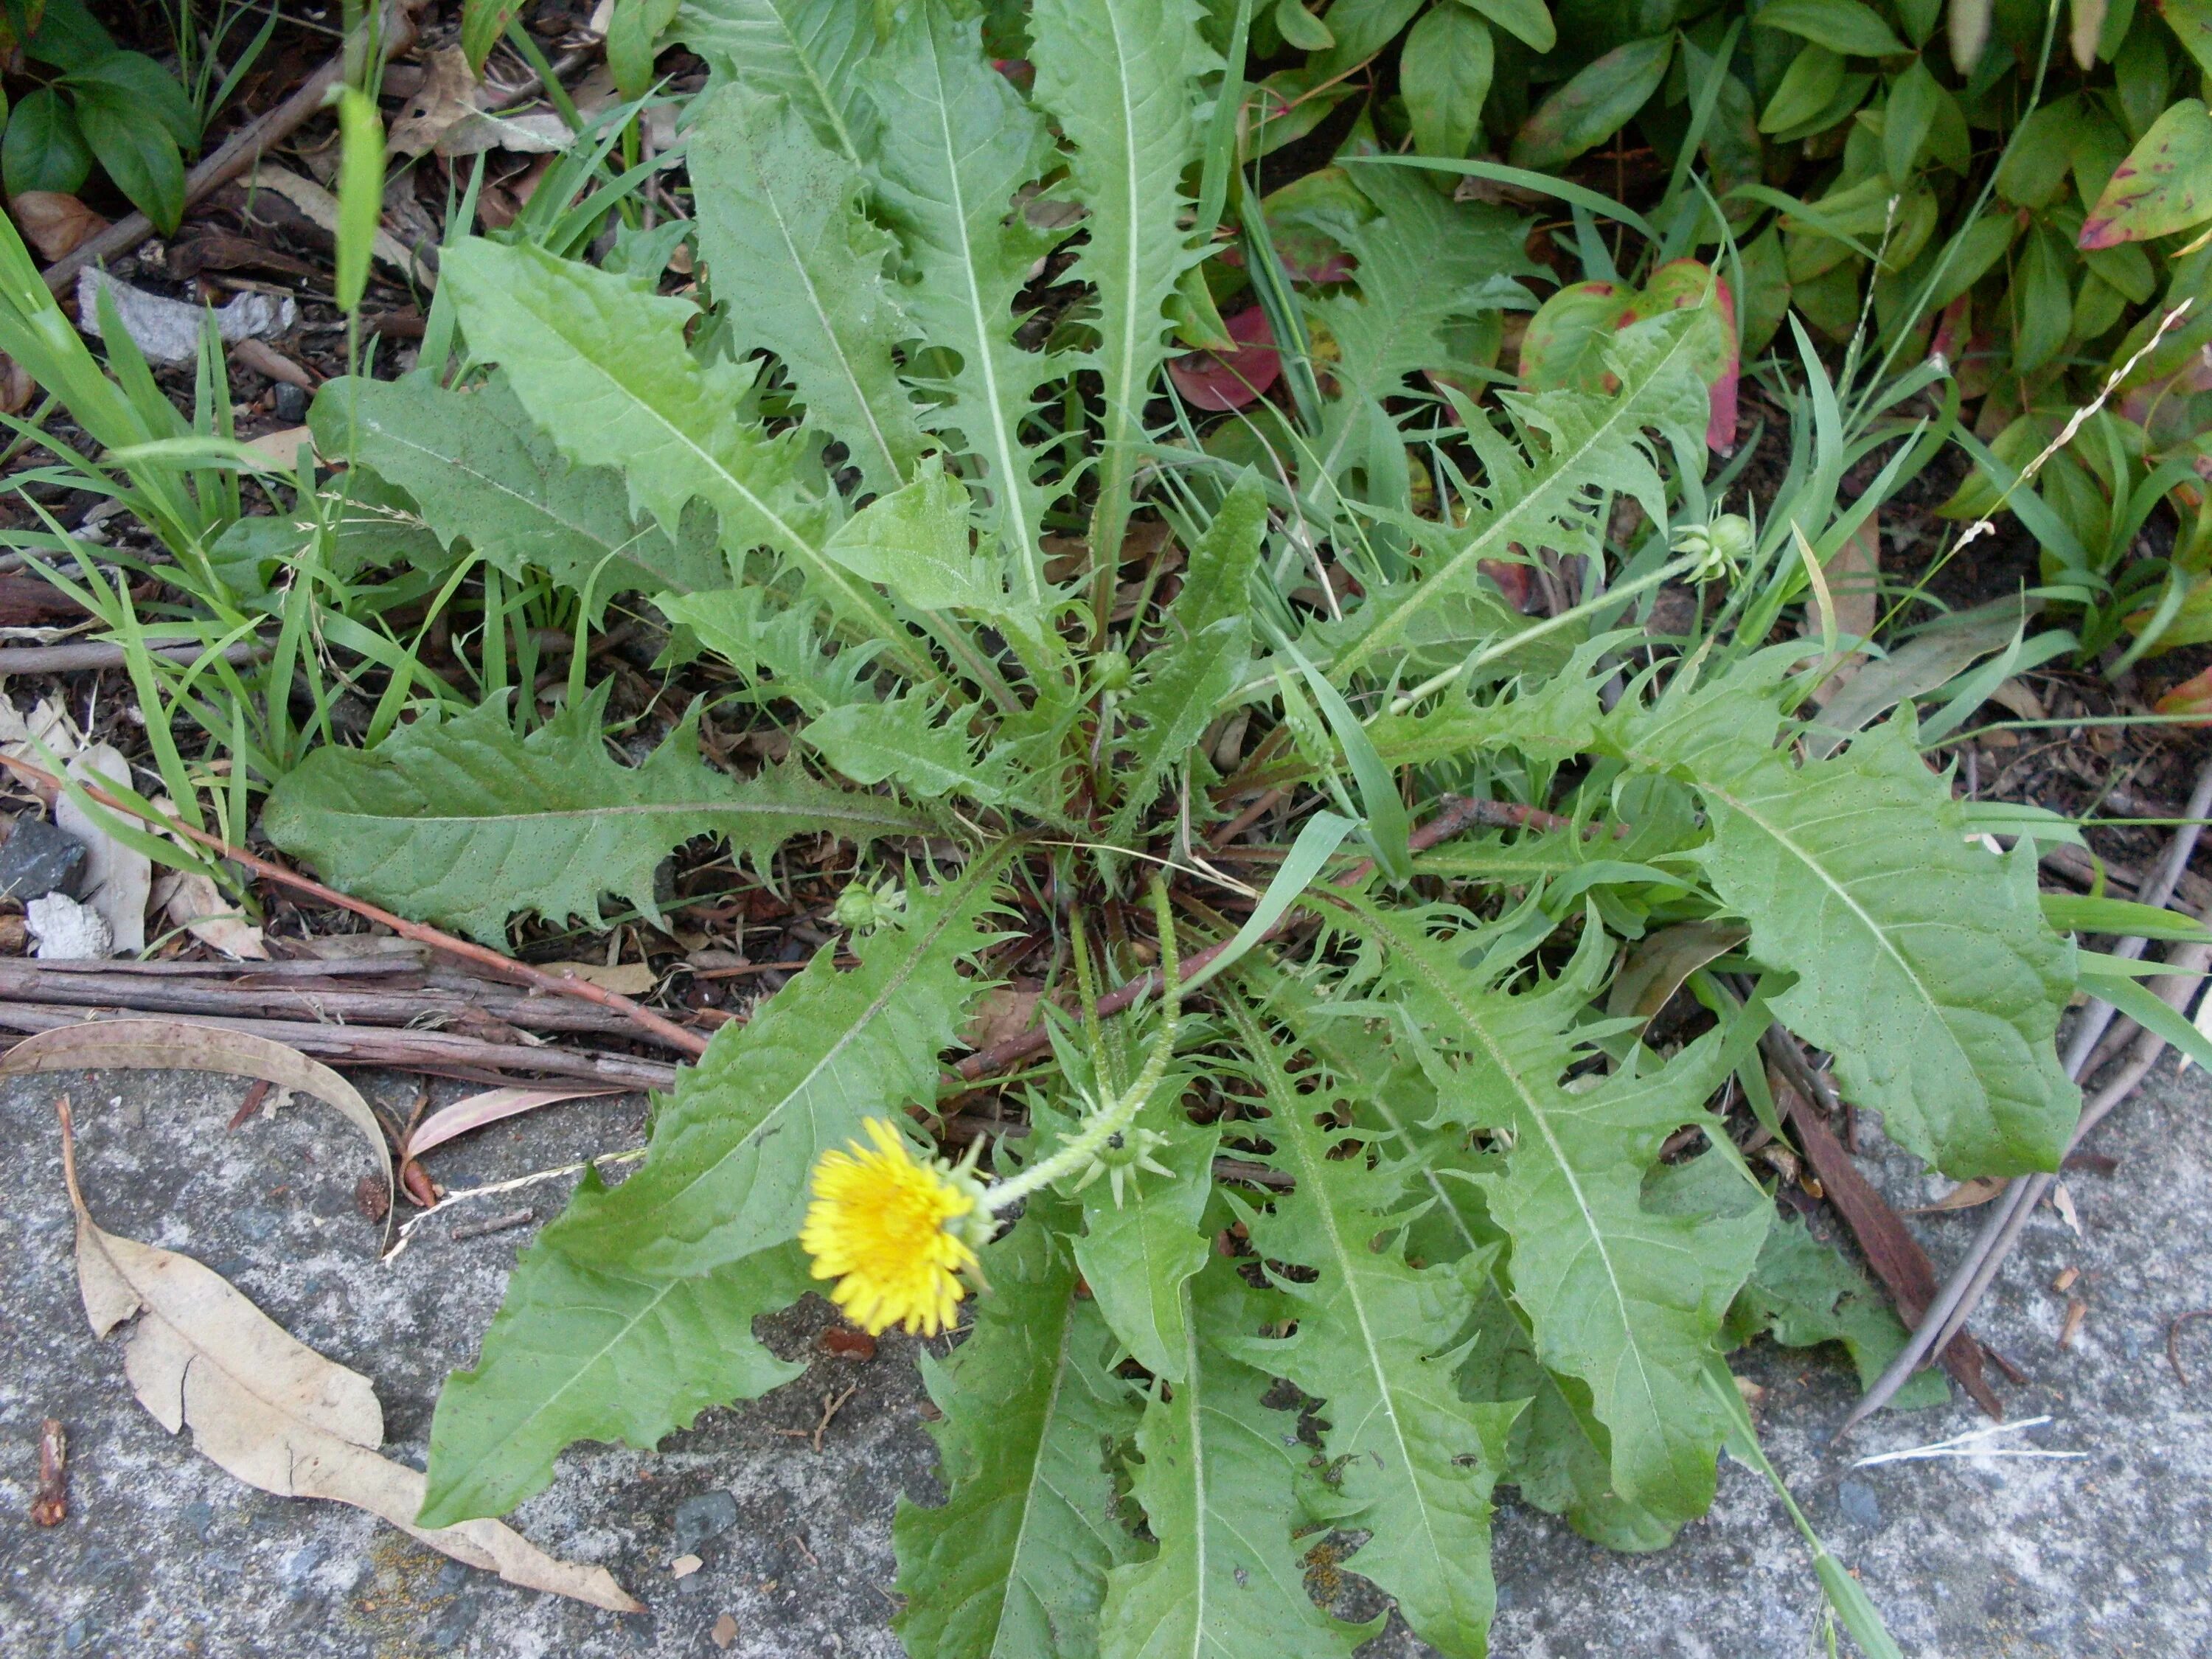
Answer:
1836, 1478, 1882, 1530
672, 1489, 740, 1555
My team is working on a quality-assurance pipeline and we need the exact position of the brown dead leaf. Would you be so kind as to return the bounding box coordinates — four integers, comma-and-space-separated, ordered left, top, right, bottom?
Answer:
406, 1085, 619, 1159
387, 46, 486, 157
57, 1102, 641, 1612
244, 164, 425, 286
151, 869, 271, 960
962, 986, 1044, 1050
3, 1019, 392, 1230
0, 352, 31, 416
1605, 921, 1748, 1023
1908, 1175, 2008, 1213
240, 424, 315, 470
543, 959, 658, 995
712, 1613, 739, 1649
1803, 515, 1880, 703
10, 191, 110, 261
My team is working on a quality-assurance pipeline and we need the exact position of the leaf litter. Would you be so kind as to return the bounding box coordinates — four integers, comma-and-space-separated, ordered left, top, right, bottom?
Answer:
55, 1095, 640, 1613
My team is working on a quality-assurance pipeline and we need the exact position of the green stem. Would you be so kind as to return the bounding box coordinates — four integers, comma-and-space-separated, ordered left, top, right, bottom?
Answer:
984, 880, 1181, 1211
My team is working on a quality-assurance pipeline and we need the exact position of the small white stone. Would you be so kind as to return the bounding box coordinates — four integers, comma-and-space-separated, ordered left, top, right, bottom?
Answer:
27, 892, 112, 960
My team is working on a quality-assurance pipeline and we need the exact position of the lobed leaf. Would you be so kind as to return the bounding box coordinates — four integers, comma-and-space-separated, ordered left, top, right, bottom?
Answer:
894, 1203, 1139, 1659
689, 83, 928, 495
439, 238, 942, 689
1097, 1266, 1374, 1659
308, 373, 726, 603
260, 689, 931, 946
675, 0, 876, 164
1028, 0, 1214, 564
861, 0, 1068, 604
1328, 894, 1770, 1526
1227, 985, 1523, 1659
1611, 685, 2080, 1176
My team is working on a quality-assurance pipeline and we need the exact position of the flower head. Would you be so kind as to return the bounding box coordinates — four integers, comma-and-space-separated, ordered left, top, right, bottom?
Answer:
800, 1119, 983, 1336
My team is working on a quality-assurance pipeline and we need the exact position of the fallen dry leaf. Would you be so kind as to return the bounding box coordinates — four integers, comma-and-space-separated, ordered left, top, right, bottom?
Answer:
3, 1018, 392, 1222
1803, 514, 1880, 703
56, 745, 150, 956
671, 1554, 703, 1579
406, 1085, 619, 1159
76, 270, 296, 366
10, 191, 111, 261
1909, 1175, 2009, 1213
0, 352, 31, 415
543, 959, 658, 995
2051, 1180, 2082, 1235
240, 425, 316, 470
387, 46, 487, 156
58, 1102, 640, 1612
712, 1613, 739, 1648
151, 869, 271, 960
245, 164, 425, 286
1605, 921, 1748, 1023
961, 986, 1044, 1051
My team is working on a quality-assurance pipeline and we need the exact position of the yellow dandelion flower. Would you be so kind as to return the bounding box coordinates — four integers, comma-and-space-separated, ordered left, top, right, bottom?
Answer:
800, 1119, 981, 1336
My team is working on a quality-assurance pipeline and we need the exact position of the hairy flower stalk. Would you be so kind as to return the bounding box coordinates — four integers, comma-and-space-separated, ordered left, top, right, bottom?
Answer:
800, 882, 1185, 1332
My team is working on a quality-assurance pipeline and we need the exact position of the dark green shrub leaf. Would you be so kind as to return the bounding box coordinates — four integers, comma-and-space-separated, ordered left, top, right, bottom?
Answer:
2, 88, 92, 197
1755, 0, 1907, 57
1509, 33, 1673, 170
59, 50, 198, 147
1402, 4, 1494, 159
72, 86, 184, 232
1456, 0, 1554, 52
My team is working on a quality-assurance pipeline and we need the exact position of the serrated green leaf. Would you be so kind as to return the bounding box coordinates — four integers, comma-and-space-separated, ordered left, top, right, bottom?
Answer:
1227, 985, 1523, 1659
675, 0, 876, 164
1613, 694, 2079, 1177
822, 458, 1028, 620
862, 0, 1067, 605
1096, 1265, 1373, 1659
1295, 165, 1536, 472
895, 1203, 1139, 1659
420, 1233, 810, 1525
1330, 895, 1770, 1524
307, 373, 726, 603
658, 585, 883, 715
806, 693, 1002, 801
260, 689, 930, 945
1070, 1110, 1218, 1382
1098, 470, 1267, 844
439, 237, 944, 690
1327, 312, 1712, 682
544, 853, 1011, 1277
689, 81, 928, 495
1029, 0, 1211, 566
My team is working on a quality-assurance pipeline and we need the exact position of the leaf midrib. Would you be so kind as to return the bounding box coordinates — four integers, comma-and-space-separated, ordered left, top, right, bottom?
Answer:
1352, 903, 1669, 1462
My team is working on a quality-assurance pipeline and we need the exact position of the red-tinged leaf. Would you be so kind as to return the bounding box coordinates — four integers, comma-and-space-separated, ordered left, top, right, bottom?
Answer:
2156, 662, 2212, 724
1931, 293, 1972, 366
1478, 557, 1536, 612
1517, 279, 1623, 393
1168, 306, 1281, 410
2079, 99, 2212, 248
1637, 259, 1739, 453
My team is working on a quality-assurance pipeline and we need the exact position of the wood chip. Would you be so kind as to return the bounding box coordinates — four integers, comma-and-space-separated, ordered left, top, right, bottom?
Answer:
2051, 1265, 2080, 1293
672, 1554, 703, 1579
2059, 1298, 2089, 1350
30, 1419, 66, 1526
